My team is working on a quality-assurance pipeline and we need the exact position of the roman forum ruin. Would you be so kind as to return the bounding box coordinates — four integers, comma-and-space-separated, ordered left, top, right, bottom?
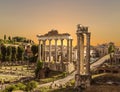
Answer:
37, 24, 91, 86
37, 30, 73, 72
75, 24, 91, 87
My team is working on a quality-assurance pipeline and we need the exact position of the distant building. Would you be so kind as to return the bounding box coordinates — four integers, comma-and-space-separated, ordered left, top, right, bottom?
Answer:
94, 42, 115, 57
113, 49, 120, 64
71, 46, 100, 64
24, 45, 33, 58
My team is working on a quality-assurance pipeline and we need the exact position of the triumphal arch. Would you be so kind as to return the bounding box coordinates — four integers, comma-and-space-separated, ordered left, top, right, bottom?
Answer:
37, 30, 74, 72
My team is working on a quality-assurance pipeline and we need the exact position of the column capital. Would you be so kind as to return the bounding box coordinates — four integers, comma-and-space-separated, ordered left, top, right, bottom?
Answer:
76, 33, 83, 36
43, 39, 47, 42
49, 39, 52, 41
38, 39, 42, 41
55, 39, 58, 41
61, 39, 64, 41
67, 39, 70, 41
86, 33, 91, 38
38, 40, 41, 44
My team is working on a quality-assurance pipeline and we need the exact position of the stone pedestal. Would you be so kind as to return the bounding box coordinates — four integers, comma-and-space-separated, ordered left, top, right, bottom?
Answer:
80, 75, 91, 87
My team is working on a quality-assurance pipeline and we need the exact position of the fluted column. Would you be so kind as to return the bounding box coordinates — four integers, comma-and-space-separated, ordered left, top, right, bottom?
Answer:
70, 39, 73, 62
80, 34, 84, 75
38, 40, 41, 61
86, 33, 91, 75
67, 39, 70, 63
55, 39, 58, 64
49, 39, 52, 64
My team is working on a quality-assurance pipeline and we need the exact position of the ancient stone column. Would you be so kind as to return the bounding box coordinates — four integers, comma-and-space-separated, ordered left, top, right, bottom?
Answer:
67, 39, 70, 63
43, 40, 46, 61
76, 34, 80, 74
42, 40, 44, 61
75, 24, 91, 87
55, 39, 58, 64
60, 39, 64, 71
86, 33, 91, 75
49, 39, 52, 64
70, 39, 73, 62
80, 34, 84, 75
38, 40, 41, 61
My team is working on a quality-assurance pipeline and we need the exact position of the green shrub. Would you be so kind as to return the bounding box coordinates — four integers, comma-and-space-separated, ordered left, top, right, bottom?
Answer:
26, 81, 38, 91
35, 60, 43, 78
4, 84, 19, 92
16, 83, 26, 90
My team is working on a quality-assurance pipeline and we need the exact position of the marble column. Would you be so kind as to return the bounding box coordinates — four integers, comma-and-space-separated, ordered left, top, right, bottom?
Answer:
86, 33, 91, 75
43, 40, 46, 62
42, 40, 44, 61
67, 39, 70, 63
49, 39, 52, 64
61, 39, 64, 71
80, 34, 84, 75
55, 39, 58, 64
70, 39, 73, 62
76, 34, 80, 74
38, 40, 41, 61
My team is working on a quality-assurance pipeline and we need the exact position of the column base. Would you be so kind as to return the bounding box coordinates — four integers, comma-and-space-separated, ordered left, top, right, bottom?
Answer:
59, 63, 64, 71
80, 74, 91, 87
75, 74, 91, 88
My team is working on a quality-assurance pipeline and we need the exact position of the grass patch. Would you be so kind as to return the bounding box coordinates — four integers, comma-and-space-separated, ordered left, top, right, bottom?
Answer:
39, 71, 67, 84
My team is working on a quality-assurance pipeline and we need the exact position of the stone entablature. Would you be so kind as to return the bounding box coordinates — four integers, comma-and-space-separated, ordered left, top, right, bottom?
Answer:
77, 24, 88, 34
37, 30, 72, 40
37, 36, 72, 40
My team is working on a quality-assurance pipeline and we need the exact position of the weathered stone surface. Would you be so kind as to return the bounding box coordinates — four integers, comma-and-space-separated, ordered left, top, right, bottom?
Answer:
76, 24, 91, 87
38, 69, 45, 79
38, 67, 50, 79
39, 30, 70, 37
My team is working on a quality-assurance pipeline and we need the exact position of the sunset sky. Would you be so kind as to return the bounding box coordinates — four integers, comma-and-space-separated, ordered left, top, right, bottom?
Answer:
0, 0, 120, 46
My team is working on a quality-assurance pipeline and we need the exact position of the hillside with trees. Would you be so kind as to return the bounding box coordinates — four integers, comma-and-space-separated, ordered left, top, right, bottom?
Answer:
0, 35, 38, 63
0, 35, 34, 45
